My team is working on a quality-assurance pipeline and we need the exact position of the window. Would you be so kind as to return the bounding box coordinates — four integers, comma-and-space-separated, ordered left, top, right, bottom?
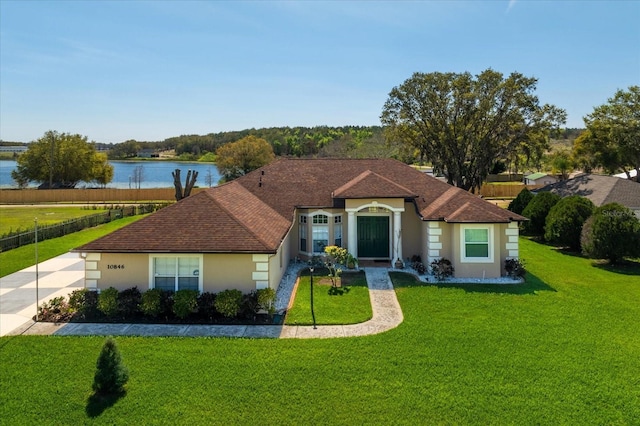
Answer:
312, 214, 329, 253
334, 215, 342, 246
313, 215, 328, 224
151, 256, 202, 292
461, 225, 493, 263
299, 215, 307, 252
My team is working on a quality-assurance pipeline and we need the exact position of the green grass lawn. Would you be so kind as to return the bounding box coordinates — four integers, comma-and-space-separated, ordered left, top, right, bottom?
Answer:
0, 206, 107, 235
0, 215, 148, 277
1, 238, 639, 424
285, 269, 372, 325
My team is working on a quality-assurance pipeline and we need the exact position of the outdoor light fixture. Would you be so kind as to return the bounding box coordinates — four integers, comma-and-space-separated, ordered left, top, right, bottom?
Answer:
308, 261, 317, 329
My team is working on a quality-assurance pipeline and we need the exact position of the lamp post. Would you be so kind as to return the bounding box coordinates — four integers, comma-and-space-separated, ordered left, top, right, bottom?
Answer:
34, 218, 39, 322
309, 262, 317, 329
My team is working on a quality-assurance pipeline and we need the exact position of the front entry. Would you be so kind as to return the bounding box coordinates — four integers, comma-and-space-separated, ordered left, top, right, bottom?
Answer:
357, 216, 390, 258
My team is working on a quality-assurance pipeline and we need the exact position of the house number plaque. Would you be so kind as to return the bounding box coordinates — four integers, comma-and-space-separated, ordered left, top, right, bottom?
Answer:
107, 264, 125, 270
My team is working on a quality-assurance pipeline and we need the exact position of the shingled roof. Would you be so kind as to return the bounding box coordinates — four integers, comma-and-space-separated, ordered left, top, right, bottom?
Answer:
537, 174, 640, 209
76, 158, 524, 253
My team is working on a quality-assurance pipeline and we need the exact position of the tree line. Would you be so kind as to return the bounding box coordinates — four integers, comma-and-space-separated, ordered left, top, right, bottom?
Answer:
106, 126, 387, 160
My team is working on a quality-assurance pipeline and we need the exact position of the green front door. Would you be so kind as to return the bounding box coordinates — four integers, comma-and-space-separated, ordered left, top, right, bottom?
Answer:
357, 216, 390, 258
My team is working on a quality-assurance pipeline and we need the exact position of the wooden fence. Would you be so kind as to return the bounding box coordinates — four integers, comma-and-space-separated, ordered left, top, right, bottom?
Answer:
0, 183, 537, 204
0, 188, 207, 204
479, 184, 541, 198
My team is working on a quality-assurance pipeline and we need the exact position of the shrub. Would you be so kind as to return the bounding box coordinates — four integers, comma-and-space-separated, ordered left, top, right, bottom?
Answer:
430, 258, 454, 281
214, 289, 243, 318
504, 258, 526, 279
197, 292, 217, 320
38, 296, 71, 322
241, 291, 260, 319
68, 288, 99, 319
140, 288, 163, 318
521, 191, 561, 235
118, 287, 142, 319
92, 337, 129, 395
508, 188, 534, 215
581, 203, 640, 264
412, 261, 427, 275
256, 287, 276, 314
544, 195, 595, 249
173, 289, 199, 319
97, 287, 119, 318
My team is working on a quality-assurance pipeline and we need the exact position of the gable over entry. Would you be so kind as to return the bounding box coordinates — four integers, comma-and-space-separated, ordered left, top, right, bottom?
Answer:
345, 199, 405, 261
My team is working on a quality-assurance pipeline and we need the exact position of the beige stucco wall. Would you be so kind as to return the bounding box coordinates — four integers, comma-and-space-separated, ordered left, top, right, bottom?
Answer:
451, 224, 502, 278
86, 252, 279, 294
202, 253, 256, 293
402, 203, 423, 261
86, 253, 150, 291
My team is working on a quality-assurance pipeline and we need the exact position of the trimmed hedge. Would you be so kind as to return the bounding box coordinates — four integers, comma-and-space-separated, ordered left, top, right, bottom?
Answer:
38, 286, 278, 324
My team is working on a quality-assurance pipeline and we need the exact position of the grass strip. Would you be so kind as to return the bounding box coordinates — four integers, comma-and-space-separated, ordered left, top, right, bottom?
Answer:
0, 215, 148, 277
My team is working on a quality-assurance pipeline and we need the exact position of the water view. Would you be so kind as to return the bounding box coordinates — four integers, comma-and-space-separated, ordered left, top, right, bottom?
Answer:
0, 160, 221, 189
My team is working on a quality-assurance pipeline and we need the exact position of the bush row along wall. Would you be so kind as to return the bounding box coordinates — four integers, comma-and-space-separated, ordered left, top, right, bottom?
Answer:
0, 204, 164, 252
0, 187, 207, 204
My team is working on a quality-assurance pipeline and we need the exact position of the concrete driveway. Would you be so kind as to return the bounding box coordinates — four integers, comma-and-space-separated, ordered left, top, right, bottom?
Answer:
0, 252, 85, 336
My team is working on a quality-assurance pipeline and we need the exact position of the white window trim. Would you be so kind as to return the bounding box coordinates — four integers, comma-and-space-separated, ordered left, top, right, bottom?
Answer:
148, 254, 203, 292
460, 224, 494, 264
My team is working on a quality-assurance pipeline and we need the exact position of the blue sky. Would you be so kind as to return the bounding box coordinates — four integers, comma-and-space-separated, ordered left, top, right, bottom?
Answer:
1, 0, 639, 144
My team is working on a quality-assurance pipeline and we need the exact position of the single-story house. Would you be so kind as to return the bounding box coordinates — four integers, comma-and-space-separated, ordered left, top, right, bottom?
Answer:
524, 172, 558, 186
536, 173, 640, 218
74, 158, 525, 294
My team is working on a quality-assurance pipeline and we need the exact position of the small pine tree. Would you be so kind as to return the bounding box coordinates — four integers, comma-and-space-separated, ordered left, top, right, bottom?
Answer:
92, 337, 129, 395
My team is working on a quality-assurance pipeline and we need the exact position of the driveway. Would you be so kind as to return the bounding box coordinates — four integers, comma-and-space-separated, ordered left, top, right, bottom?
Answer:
0, 252, 85, 336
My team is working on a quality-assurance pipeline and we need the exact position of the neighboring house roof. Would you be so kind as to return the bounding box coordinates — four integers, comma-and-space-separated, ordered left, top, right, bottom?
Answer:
525, 172, 550, 181
536, 174, 640, 209
76, 158, 524, 253
614, 169, 638, 180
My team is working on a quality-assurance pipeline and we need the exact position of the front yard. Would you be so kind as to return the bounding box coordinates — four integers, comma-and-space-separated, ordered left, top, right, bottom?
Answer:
1, 238, 638, 424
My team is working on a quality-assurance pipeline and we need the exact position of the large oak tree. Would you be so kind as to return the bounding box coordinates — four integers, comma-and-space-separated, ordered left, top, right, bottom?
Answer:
573, 86, 639, 180
381, 69, 566, 191
11, 131, 114, 188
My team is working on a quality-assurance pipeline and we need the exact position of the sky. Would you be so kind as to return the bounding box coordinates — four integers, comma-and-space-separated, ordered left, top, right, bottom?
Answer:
1, 0, 639, 144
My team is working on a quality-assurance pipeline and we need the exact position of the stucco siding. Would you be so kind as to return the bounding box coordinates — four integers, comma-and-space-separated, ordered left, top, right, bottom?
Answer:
402, 203, 423, 262
202, 254, 256, 293
451, 224, 501, 278
89, 253, 149, 291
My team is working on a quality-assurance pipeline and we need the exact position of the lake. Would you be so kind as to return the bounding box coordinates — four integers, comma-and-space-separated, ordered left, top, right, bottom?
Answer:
0, 160, 221, 189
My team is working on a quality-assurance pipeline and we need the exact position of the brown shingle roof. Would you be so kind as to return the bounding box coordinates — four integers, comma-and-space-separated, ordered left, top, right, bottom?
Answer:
76, 158, 524, 253
76, 181, 290, 253
332, 170, 417, 199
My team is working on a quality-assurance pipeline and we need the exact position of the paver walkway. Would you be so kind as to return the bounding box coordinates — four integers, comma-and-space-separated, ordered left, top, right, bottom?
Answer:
8, 266, 403, 339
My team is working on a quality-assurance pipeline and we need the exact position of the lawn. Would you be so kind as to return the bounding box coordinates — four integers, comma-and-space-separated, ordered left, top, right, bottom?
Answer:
1, 238, 639, 424
0, 206, 105, 235
0, 215, 148, 277
285, 269, 372, 325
